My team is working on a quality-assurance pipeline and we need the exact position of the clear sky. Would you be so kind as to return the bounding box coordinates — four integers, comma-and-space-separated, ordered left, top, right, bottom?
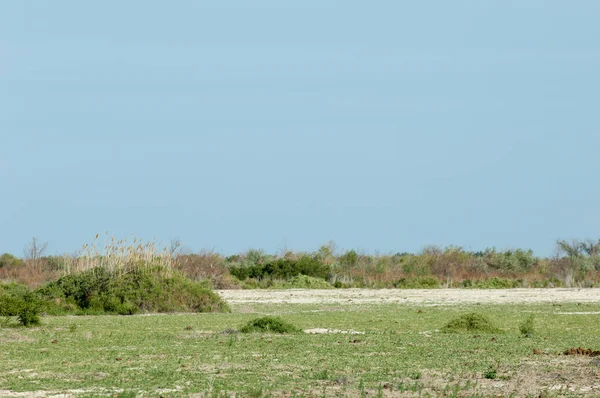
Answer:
1, 1, 599, 256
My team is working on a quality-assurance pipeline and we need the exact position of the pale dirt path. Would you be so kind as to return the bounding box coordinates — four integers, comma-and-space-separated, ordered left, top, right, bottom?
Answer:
216, 288, 600, 305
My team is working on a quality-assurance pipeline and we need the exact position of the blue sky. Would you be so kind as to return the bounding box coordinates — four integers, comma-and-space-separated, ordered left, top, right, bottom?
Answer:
1, 1, 599, 256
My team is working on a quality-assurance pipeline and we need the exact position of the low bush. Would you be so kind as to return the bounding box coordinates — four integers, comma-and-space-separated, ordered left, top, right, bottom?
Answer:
177, 252, 241, 289
36, 266, 230, 315
519, 315, 535, 337
394, 276, 440, 289
239, 316, 302, 334
442, 313, 502, 334
0, 253, 24, 268
469, 277, 521, 289
0, 283, 41, 327
16, 292, 41, 326
276, 275, 333, 289
230, 255, 331, 281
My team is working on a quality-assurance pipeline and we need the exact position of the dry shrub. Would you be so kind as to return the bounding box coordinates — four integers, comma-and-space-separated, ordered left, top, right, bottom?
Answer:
176, 252, 240, 289
0, 260, 59, 288
564, 347, 600, 357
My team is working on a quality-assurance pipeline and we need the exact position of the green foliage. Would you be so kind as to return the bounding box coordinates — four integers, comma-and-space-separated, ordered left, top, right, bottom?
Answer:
483, 248, 537, 272
339, 250, 359, 267
239, 316, 302, 334
229, 255, 331, 281
0, 253, 24, 268
483, 365, 498, 379
394, 276, 440, 289
16, 292, 41, 327
442, 313, 502, 334
0, 283, 41, 327
36, 266, 230, 315
519, 315, 535, 337
468, 277, 521, 289
0, 282, 30, 298
276, 275, 333, 289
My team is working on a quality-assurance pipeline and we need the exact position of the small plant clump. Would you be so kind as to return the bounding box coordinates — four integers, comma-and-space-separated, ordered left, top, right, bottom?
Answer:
239, 316, 302, 334
441, 313, 502, 334
519, 315, 535, 337
483, 364, 498, 379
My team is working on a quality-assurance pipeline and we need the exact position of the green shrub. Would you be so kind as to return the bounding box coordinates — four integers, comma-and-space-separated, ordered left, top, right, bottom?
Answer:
339, 250, 359, 267
519, 315, 535, 337
16, 293, 41, 327
483, 365, 498, 380
442, 313, 502, 334
0, 282, 30, 298
0, 294, 22, 317
470, 277, 520, 289
230, 255, 331, 281
0, 253, 24, 268
239, 316, 302, 334
36, 266, 230, 314
394, 276, 440, 289
0, 284, 41, 327
276, 275, 333, 289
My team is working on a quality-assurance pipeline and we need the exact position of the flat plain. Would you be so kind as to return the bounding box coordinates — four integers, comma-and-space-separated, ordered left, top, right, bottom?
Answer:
1, 288, 600, 397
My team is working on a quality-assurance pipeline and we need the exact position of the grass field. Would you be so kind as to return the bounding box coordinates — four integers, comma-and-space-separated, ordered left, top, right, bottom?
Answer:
1, 290, 600, 397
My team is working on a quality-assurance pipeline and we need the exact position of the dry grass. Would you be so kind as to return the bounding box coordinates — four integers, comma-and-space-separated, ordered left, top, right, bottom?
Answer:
62, 232, 176, 276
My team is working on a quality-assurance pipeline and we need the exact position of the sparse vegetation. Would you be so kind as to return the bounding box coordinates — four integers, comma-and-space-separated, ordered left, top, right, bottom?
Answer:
1, 298, 599, 396
276, 274, 333, 289
2, 237, 600, 289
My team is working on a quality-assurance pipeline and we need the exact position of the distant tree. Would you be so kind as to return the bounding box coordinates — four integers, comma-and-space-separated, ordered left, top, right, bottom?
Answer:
0, 253, 24, 268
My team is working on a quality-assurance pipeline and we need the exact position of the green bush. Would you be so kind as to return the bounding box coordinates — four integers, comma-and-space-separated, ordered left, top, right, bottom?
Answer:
519, 315, 535, 337
230, 255, 331, 281
483, 365, 498, 380
239, 316, 302, 334
0, 284, 41, 327
484, 248, 537, 272
339, 250, 359, 267
276, 275, 333, 289
36, 266, 230, 315
470, 277, 520, 289
0, 253, 24, 268
442, 313, 502, 334
394, 276, 440, 289
17, 293, 41, 327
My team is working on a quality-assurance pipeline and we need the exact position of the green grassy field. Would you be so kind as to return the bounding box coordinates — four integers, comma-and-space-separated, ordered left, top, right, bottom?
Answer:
1, 298, 600, 397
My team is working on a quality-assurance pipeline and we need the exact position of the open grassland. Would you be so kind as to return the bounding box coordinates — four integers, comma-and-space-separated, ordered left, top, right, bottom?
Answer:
1, 290, 600, 397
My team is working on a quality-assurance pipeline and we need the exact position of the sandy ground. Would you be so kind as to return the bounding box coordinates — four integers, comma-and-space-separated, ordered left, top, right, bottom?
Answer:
216, 288, 600, 305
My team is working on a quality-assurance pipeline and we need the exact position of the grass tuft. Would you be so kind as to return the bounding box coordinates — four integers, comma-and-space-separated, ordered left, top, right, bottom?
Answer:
519, 314, 535, 337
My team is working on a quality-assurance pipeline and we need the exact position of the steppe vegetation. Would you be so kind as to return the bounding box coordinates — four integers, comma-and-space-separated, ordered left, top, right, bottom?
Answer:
1, 299, 600, 396
1, 235, 600, 396
2, 235, 600, 293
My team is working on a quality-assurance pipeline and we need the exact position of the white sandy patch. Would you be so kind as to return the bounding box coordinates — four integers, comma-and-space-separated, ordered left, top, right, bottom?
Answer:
217, 288, 600, 305
304, 328, 364, 335
554, 311, 600, 315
